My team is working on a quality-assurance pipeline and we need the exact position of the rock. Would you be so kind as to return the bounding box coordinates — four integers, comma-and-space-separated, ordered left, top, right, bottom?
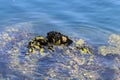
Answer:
27, 31, 93, 55
99, 34, 120, 56
27, 36, 47, 53
76, 39, 85, 46
47, 31, 73, 46
75, 39, 93, 54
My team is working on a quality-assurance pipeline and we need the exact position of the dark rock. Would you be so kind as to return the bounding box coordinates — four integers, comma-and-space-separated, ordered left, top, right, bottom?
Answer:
47, 31, 73, 46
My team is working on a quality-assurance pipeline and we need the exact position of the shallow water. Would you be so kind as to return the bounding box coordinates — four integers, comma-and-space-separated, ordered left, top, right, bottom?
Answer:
0, 0, 120, 80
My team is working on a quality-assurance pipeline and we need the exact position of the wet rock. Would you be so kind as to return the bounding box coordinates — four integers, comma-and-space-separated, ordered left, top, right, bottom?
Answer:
27, 31, 73, 53
27, 36, 47, 53
47, 31, 73, 46
75, 39, 93, 54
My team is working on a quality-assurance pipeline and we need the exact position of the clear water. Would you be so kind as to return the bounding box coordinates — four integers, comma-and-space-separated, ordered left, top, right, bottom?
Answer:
0, 0, 120, 80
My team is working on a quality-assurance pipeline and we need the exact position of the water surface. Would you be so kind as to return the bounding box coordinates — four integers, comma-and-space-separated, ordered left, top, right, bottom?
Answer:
0, 0, 120, 80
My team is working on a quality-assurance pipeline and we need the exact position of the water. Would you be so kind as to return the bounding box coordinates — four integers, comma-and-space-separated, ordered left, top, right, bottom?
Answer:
0, 0, 120, 80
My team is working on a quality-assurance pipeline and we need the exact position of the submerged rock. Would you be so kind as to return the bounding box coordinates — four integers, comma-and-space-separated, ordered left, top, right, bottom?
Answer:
99, 34, 120, 56
76, 39, 85, 46
75, 39, 93, 54
1, 25, 119, 80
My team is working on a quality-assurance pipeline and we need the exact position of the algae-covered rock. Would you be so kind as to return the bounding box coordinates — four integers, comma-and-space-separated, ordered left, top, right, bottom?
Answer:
99, 34, 120, 56
27, 36, 47, 53
47, 31, 73, 46
27, 31, 94, 55
75, 39, 93, 54
108, 34, 120, 47
76, 39, 85, 46
27, 31, 73, 53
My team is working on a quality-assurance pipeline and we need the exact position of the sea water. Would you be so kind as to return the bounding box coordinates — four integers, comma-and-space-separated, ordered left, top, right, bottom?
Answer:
0, 0, 120, 80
